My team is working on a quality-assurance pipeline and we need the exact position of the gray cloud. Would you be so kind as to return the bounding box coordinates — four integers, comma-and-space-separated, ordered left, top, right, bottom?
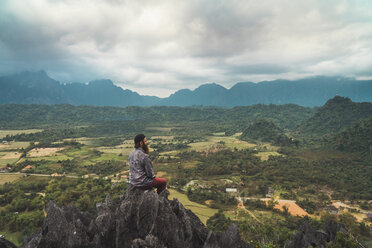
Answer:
227, 64, 289, 75
1, 0, 372, 97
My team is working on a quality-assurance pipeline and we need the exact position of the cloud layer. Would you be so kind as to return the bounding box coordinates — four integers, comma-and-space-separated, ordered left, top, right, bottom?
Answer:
1, 0, 372, 96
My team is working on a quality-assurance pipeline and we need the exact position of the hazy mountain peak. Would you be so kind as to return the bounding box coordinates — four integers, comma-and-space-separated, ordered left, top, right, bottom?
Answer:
15, 70, 54, 81
195, 82, 227, 91
88, 79, 115, 87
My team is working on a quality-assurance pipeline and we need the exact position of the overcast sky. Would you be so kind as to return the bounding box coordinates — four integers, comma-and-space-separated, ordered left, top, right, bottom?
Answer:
1, 0, 372, 97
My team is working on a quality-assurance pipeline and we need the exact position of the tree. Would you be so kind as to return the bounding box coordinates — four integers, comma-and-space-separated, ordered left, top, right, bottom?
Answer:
207, 210, 233, 233
327, 232, 359, 248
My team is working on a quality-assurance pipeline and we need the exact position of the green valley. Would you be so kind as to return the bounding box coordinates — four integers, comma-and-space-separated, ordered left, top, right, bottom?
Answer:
0, 96, 371, 247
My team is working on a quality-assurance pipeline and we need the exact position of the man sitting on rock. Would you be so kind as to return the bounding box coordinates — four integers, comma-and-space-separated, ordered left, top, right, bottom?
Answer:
129, 134, 167, 194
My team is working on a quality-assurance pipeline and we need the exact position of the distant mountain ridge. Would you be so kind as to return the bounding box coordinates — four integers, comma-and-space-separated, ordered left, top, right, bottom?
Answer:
0, 71, 160, 106
1, 70, 372, 107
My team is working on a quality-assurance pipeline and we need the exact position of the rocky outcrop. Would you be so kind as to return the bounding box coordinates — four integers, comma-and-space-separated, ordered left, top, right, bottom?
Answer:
20, 186, 252, 248
284, 220, 343, 248
0, 238, 18, 248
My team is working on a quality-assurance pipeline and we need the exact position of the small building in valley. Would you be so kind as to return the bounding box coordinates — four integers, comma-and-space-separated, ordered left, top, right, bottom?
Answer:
21, 165, 33, 172
226, 188, 237, 193
266, 187, 275, 198
323, 205, 339, 215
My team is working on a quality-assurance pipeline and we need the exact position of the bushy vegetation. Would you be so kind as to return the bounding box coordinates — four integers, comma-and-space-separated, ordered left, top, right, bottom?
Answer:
332, 117, 372, 155
0, 103, 313, 131
299, 96, 372, 136
0, 176, 127, 244
240, 119, 294, 146
207, 210, 233, 233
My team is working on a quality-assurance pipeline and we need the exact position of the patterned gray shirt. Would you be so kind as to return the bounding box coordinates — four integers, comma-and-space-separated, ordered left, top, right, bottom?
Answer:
129, 147, 155, 187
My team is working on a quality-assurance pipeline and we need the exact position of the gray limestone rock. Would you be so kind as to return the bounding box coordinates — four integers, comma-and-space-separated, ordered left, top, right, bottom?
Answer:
0, 238, 18, 248
284, 220, 342, 248
20, 186, 251, 248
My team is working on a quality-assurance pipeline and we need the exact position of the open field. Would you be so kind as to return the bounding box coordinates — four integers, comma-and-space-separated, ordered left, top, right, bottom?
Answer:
156, 134, 258, 156
0, 151, 21, 159
212, 132, 225, 136
146, 127, 173, 132
168, 189, 218, 224
256, 151, 281, 161
150, 136, 174, 141
97, 145, 133, 156
0, 158, 20, 166
65, 137, 96, 146
188, 135, 256, 152
0, 151, 22, 166
182, 161, 198, 168
353, 212, 369, 222
263, 199, 309, 217
0, 141, 30, 151
0, 129, 42, 139
156, 171, 167, 178
91, 153, 124, 162
23, 154, 72, 163
0, 174, 23, 185
0, 151, 21, 160
28, 148, 64, 157
331, 201, 370, 222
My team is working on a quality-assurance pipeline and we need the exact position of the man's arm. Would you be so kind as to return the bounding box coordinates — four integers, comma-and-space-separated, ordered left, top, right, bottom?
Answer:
144, 155, 155, 179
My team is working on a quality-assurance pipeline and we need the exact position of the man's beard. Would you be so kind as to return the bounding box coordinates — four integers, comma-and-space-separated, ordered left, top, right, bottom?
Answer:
142, 143, 150, 154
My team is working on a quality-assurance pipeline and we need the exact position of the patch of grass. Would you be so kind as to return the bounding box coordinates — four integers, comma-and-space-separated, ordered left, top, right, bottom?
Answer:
189, 135, 256, 152
0, 158, 19, 166
96, 147, 123, 154
0, 142, 30, 151
97, 146, 132, 156
156, 171, 167, 178
150, 136, 174, 140
154, 135, 256, 155
159, 150, 181, 156
25, 154, 72, 162
155, 163, 179, 176
0, 129, 42, 139
168, 189, 218, 224
182, 161, 198, 168
256, 151, 281, 161
65, 137, 95, 146
146, 127, 173, 132
0, 151, 21, 160
91, 153, 123, 162
63, 146, 92, 157
188, 141, 217, 152
0, 230, 23, 247
232, 132, 243, 137
33, 163, 61, 173
28, 148, 64, 158
0, 174, 23, 185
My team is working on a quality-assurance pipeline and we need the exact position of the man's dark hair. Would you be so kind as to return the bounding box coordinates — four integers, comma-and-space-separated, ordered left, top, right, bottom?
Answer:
134, 134, 146, 148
